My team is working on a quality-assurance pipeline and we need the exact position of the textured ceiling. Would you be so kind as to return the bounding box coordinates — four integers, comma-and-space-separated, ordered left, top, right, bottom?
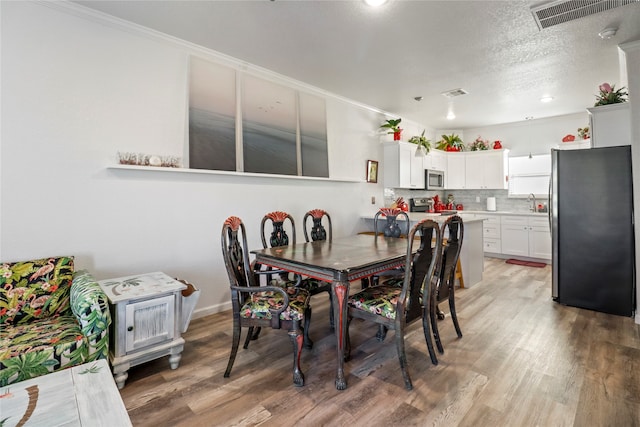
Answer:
74, 0, 640, 129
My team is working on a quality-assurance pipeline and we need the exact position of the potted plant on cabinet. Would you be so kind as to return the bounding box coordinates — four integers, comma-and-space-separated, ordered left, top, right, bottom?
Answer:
381, 118, 402, 141
594, 82, 628, 106
408, 130, 431, 154
436, 133, 465, 152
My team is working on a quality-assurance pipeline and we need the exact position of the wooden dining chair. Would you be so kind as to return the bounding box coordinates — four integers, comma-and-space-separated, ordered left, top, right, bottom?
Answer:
221, 216, 312, 387
302, 209, 335, 329
346, 219, 442, 390
362, 208, 411, 290
257, 211, 315, 345
428, 215, 464, 359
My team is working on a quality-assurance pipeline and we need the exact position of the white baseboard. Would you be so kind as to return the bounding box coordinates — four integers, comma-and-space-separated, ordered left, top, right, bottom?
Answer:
191, 301, 231, 320
635, 312, 640, 325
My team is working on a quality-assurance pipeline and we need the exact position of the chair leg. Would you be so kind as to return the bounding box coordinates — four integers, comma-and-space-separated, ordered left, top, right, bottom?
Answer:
376, 325, 388, 342
243, 326, 254, 349
394, 324, 413, 390
289, 320, 305, 387
431, 303, 444, 354
422, 309, 438, 365
251, 327, 262, 341
303, 306, 314, 349
224, 317, 242, 377
449, 294, 463, 338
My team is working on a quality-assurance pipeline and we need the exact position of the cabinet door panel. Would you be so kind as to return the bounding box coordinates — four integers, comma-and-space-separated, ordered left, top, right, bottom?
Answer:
125, 294, 175, 352
529, 226, 552, 259
501, 224, 529, 256
447, 154, 466, 189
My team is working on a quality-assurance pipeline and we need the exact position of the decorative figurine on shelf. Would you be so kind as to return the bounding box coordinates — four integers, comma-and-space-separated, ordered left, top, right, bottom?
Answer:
577, 126, 590, 140
493, 140, 503, 149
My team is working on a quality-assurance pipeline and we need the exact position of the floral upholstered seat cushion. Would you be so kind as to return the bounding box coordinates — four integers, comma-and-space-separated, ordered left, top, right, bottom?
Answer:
0, 267, 110, 386
0, 256, 74, 325
241, 285, 310, 321
0, 315, 93, 385
348, 285, 403, 320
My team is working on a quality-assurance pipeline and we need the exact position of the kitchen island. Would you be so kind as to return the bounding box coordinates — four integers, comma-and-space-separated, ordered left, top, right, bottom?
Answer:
360, 212, 487, 287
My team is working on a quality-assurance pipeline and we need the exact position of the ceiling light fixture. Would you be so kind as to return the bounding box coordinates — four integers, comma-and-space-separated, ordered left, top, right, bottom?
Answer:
447, 111, 456, 120
540, 96, 554, 103
364, 0, 388, 7
598, 27, 617, 39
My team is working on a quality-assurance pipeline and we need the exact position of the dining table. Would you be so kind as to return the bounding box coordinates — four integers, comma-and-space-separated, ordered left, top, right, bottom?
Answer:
251, 233, 409, 390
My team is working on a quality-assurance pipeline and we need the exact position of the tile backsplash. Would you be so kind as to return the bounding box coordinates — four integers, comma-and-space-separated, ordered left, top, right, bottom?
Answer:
387, 188, 548, 213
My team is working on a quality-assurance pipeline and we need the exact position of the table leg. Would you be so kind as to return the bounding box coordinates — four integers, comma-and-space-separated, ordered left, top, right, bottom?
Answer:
332, 279, 349, 390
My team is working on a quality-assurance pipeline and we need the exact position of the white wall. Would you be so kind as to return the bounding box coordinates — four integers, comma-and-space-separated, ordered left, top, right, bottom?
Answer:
0, 1, 427, 317
463, 113, 589, 157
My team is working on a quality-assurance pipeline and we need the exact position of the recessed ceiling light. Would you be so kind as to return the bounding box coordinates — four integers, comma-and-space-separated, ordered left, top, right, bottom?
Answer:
599, 27, 617, 39
364, 0, 387, 7
540, 96, 554, 103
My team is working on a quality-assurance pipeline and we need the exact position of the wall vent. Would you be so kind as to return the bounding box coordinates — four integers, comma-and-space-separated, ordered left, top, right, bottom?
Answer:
531, 0, 639, 30
441, 88, 469, 98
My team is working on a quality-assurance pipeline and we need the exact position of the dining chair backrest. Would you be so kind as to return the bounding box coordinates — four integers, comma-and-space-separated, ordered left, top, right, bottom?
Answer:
221, 216, 255, 301
373, 208, 410, 238
437, 215, 464, 303
260, 211, 296, 248
303, 209, 332, 243
405, 219, 442, 324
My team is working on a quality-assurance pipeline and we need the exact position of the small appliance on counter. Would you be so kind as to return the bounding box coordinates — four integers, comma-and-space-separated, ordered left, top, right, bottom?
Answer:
409, 197, 434, 213
486, 197, 496, 211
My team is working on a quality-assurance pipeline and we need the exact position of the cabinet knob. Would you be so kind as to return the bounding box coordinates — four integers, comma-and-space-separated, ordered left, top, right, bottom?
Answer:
127, 326, 133, 332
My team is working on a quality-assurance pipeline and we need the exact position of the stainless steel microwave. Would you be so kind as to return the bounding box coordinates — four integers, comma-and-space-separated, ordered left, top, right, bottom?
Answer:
425, 169, 445, 190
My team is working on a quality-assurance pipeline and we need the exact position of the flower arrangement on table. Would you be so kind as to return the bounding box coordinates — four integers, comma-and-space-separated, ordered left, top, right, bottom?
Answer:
594, 82, 628, 106
468, 136, 490, 151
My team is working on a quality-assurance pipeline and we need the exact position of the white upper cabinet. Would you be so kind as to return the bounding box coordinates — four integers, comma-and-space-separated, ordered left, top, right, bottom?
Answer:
383, 142, 424, 189
427, 149, 447, 172
446, 152, 466, 189
466, 150, 509, 189
446, 150, 508, 190
587, 103, 631, 147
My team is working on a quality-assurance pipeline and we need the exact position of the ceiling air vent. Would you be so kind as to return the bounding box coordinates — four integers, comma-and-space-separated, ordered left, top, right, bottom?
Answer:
531, 0, 639, 30
441, 88, 468, 98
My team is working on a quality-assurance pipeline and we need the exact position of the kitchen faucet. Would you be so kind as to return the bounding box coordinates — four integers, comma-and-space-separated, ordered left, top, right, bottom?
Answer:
528, 193, 537, 212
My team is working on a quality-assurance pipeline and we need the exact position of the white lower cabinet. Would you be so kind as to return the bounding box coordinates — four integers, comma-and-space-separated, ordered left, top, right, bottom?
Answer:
482, 215, 501, 254
500, 215, 551, 260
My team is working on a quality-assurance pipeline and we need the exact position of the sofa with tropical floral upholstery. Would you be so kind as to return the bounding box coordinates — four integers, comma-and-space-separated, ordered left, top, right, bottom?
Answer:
0, 256, 111, 386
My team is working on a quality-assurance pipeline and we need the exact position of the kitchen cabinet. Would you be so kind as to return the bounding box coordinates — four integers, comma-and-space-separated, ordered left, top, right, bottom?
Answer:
587, 103, 632, 147
445, 150, 508, 190
465, 150, 509, 189
426, 149, 447, 172
383, 142, 424, 189
482, 215, 501, 254
501, 215, 551, 260
446, 152, 466, 189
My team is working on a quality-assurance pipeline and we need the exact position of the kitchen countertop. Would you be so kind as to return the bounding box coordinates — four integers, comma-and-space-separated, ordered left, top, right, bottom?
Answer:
361, 212, 488, 223
461, 210, 548, 217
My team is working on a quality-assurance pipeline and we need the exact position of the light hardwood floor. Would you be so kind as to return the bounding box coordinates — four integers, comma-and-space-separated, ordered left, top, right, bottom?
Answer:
119, 258, 640, 426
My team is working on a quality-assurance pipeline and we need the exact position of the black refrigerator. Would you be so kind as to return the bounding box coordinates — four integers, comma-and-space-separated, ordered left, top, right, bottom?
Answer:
551, 146, 636, 317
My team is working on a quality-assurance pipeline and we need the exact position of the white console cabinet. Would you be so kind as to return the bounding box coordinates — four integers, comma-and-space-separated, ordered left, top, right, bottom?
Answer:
98, 272, 186, 389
